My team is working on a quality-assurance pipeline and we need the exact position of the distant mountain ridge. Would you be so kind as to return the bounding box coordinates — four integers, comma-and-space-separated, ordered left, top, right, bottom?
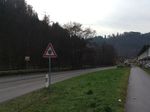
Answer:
91, 32, 150, 58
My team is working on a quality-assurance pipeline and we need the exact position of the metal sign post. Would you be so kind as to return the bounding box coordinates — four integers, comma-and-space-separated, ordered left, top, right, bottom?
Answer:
48, 56, 51, 87
43, 43, 57, 89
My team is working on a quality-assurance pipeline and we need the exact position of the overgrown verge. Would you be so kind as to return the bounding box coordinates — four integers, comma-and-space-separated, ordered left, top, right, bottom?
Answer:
143, 68, 150, 75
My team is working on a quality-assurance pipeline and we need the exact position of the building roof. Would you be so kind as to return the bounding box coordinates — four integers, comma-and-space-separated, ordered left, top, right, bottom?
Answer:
138, 45, 150, 56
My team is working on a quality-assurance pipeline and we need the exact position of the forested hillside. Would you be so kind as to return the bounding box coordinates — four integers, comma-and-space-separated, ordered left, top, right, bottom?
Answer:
2, 0, 148, 70
0, 0, 116, 70
91, 32, 150, 58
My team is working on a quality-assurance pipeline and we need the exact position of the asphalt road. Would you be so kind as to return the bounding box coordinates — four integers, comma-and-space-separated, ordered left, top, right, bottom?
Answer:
125, 67, 150, 112
0, 66, 115, 103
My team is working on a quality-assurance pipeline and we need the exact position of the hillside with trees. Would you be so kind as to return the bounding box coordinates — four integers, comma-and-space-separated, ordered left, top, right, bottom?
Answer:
91, 32, 150, 58
0, 0, 116, 70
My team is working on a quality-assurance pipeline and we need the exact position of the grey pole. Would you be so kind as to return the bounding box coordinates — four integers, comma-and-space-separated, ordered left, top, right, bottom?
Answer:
49, 56, 51, 87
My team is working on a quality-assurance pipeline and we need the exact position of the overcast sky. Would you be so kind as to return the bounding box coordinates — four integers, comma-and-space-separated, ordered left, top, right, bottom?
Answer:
26, 0, 150, 35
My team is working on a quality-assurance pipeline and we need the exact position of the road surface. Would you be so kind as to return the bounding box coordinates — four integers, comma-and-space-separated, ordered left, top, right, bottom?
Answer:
126, 67, 150, 112
0, 66, 115, 103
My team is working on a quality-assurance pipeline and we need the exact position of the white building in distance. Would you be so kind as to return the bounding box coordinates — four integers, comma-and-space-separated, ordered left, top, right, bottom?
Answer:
138, 45, 150, 64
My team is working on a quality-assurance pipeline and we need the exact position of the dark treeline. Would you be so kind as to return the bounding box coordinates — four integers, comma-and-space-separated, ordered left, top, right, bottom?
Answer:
92, 32, 150, 58
0, 0, 116, 70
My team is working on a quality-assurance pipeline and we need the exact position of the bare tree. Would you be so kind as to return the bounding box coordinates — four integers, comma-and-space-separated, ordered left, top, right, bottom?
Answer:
63, 22, 96, 38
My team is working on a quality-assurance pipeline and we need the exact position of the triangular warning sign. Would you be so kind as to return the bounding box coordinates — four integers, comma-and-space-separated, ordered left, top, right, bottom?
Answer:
43, 43, 57, 58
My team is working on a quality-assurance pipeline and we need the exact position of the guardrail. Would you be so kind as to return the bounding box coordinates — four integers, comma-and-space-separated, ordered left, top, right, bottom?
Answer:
0, 69, 48, 77
0, 75, 45, 84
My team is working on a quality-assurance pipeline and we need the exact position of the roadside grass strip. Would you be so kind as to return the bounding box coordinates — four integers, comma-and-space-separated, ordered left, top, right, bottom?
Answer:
143, 68, 150, 75
0, 68, 130, 112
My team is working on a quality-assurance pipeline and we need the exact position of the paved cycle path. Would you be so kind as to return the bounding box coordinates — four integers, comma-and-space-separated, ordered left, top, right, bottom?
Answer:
126, 67, 150, 112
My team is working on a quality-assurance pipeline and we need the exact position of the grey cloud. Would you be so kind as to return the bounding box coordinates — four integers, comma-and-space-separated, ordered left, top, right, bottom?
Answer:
97, 0, 150, 33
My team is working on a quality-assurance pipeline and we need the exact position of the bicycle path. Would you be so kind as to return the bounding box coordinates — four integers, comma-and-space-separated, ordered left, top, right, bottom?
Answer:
126, 67, 150, 112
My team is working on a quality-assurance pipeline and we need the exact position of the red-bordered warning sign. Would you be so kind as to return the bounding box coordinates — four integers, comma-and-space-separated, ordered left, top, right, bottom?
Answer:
43, 43, 57, 58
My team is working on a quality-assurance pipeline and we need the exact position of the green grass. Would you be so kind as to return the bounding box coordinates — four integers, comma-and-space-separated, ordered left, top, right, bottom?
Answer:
143, 68, 150, 75
0, 68, 130, 112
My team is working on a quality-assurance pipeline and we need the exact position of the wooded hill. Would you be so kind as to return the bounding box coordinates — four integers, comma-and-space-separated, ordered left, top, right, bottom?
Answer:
2, 0, 146, 70
91, 32, 150, 58
0, 0, 116, 70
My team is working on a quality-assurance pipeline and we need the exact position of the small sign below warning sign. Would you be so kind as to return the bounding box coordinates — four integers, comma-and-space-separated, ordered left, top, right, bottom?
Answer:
43, 43, 57, 58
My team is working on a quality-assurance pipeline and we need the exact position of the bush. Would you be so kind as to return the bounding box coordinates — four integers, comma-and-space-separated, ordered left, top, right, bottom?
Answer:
86, 90, 93, 95
117, 64, 125, 68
